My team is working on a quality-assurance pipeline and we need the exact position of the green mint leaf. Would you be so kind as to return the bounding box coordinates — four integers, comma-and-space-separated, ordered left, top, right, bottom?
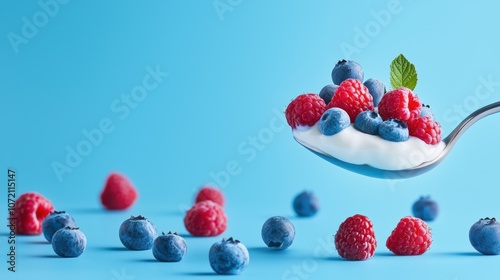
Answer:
390, 54, 418, 90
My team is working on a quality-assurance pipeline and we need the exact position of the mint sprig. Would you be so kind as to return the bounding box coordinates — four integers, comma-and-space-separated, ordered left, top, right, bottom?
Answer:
389, 54, 418, 90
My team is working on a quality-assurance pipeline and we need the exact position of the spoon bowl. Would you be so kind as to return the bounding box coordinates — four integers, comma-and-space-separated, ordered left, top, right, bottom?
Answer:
295, 101, 500, 179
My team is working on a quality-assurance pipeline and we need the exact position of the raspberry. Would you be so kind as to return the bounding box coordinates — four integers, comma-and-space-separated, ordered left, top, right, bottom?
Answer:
184, 201, 227, 236
378, 87, 422, 122
408, 117, 442, 145
334, 214, 377, 260
285, 93, 326, 129
13, 192, 54, 235
328, 79, 374, 123
195, 185, 225, 207
386, 216, 432, 255
100, 172, 138, 210
285, 99, 297, 127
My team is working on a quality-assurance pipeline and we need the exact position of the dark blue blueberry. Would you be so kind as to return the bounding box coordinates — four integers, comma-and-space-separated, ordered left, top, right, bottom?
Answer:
152, 231, 187, 262
293, 191, 319, 217
331, 59, 364, 85
209, 237, 249, 275
319, 84, 339, 104
319, 108, 350, 136
469, 217, 500, 255
261, 216, 295, 250
420, 105, 435, 120
363, 78, 386, 107
412, 196, 439, 222
42, 211, 77, 242
378, 119, 409, 142
119, 215, 157, 250
51, 227, 87, 258
354, 110, 383, 135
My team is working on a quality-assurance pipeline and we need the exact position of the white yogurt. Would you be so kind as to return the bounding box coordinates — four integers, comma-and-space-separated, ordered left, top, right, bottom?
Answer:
293, 124, 446, 170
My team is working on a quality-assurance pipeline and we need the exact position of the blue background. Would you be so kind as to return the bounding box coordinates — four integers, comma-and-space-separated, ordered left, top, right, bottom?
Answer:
2, 1, 500, 279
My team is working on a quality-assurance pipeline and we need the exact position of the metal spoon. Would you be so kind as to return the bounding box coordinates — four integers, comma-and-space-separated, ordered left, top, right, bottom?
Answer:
295, 101, 500, 179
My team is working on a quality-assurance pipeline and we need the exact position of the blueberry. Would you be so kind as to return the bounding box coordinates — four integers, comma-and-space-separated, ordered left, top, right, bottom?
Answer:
209, 237, 249, 275
42, 210, 77, 242
319, 108, 350, 136
51, 226, 87, 258
319, 84, 339, 104
293, 191, 319, 217
378, 119, 409, 142
363, 78, 386, 107
152, 231, 187, 262
354, 110, 383, 135
261, 216, 295, 250
119, 215, 157, 250
420, 104, 435, 120
331, 59, 364, 85
469, 217, 500, 255
412, 196, 439, 222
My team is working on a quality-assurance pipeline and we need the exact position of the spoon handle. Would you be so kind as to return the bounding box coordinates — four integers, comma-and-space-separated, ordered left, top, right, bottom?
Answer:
444, 101, 500, 148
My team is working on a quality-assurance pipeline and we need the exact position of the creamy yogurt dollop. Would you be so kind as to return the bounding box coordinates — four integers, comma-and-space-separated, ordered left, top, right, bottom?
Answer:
293, 124, 446, 170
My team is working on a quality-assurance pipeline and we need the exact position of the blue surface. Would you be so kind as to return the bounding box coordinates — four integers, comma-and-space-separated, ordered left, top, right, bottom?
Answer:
2, 1, 500, 279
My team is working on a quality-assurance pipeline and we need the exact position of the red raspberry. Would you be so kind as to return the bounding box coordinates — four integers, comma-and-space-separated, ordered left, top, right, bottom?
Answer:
386, 216, 432, 255
13, 192, 54, 235
184, 201, 227, 236
378, 87, 422, 122
100, 172, 138, 210
334, 214, 377, 260
328, 79, 374, 123
285, 93, 326, 129
408, 117, 442, 145
195, 185, 224, 207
